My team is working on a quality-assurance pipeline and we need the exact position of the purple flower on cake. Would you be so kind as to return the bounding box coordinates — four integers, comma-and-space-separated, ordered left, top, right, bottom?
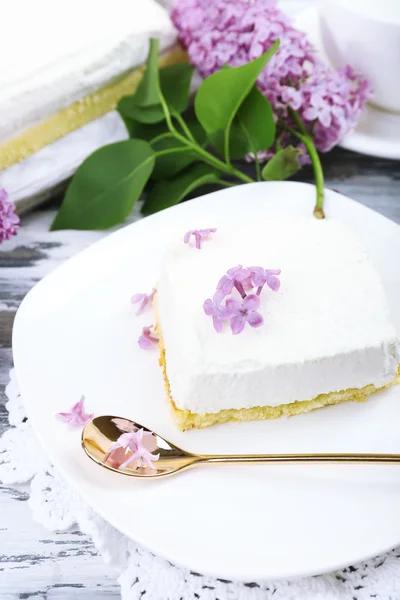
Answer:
56, 395, 94, 427
138, 325, 159, 349
171, 0, 372, 154
225, 294, 264, 334
217, 265, 252, 298
131, 289, 156, 314
184, 228, 217, 249
203, 290, 231, 333
249, 267, 281, 294
104, 428, 159, 471
0, 188, 19, 244
204, 263, 280, 334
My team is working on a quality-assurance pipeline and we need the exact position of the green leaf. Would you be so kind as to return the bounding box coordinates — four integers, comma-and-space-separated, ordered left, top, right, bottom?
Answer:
208, 123, 250, 159
134, 38, 161, 107
261, 146, 302, 181
117, 57, 194, 125
236, 86, 275, 153
142, 164, 220, 215
117, 98, 165, 124
160, 63, 194, 113
207, 86, 275, 159
194, 40, 279, 161
120, 117, 169, 141
51, 140, 155, 231
151, 120, 207, 180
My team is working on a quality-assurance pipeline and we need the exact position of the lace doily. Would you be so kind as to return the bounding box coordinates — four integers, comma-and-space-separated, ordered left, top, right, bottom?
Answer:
2, 369, 400, 599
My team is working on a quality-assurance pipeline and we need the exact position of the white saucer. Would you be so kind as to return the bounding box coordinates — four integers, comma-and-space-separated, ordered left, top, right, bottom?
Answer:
295, 7, 400, 160
12, 182, 400, 581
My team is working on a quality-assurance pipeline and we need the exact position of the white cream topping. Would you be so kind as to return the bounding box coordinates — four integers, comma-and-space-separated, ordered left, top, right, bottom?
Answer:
0, 0, 176, 142
157, 218, 400, 415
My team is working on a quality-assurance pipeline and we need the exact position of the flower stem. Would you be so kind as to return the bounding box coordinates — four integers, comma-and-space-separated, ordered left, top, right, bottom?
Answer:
150, 132, 176, 145
298, 133, 325, 219
287, 110, 325, 219
173, 112, 196, 143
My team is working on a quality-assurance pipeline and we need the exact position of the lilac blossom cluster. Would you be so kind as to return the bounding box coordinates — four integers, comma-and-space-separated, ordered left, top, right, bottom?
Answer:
103, 428, 159, 470
171, 0, 372, 153
203, 265, 281, 335
0, 188, 19, 244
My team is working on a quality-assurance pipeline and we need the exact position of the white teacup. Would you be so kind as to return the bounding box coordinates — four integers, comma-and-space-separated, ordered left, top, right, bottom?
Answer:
319, 0, 400, 113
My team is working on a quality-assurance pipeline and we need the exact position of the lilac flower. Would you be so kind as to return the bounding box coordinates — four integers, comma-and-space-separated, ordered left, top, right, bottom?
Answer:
131, 289, 155, 315
217, 265, 252, 297
0, 188, 19, 244
203, 290, 231, 332
171, 0, 372, 155
138, 325, 159, 349
184, 228, 217, 249
249, 267, 281, 293
104, 428, 159, 471
56, 396, 94, 427
225, 294, 264, 335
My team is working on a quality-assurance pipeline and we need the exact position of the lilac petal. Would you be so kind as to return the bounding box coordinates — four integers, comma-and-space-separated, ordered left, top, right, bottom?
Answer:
242, 294, 260, 311
246, 311, 264, 328
120, 452, 140, 470
118, 432, 138, 449
242, 275, 254, 290
212, 315, 222, 333
56, 412, 73, 422
266, 275, 281, 292
72, 396, 85, 415
213, 290, 225, 305
227, 265, 242, 278
142, 452, 160, 469
131, 293, 145, 304
138, 336, 153, 349
203, 299, 215, 316
266, 269, 281, 276
230, 315, 246, 335
249, 267, 266, 287
217, 275, 234, 296
198, 228, 217, 236
234, 268, 251, 282
219, 303, 235, 319
225, 298, 241, 314
183, 231, 192, 244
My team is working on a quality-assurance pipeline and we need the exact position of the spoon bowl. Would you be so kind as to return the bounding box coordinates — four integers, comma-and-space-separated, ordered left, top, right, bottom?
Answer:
82, 415, 198, 478
82, 415, 400, 479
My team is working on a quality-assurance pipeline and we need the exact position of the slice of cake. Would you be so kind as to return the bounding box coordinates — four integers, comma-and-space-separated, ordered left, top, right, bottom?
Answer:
0, 0, 182, 170
156, 218, 400, 430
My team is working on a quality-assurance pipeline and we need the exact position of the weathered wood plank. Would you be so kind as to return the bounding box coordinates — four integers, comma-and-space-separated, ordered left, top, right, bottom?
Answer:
0, 485, 120, 598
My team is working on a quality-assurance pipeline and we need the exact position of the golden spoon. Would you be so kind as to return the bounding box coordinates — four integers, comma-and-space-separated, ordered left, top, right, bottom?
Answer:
82, 415, 400, 479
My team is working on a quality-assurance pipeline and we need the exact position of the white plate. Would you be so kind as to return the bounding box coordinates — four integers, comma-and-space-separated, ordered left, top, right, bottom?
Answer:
13, 182, 400, 581
295, 7, 400, 160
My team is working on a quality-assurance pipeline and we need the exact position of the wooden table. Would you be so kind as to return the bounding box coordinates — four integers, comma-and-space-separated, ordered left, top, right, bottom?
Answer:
1, 148, 399, 597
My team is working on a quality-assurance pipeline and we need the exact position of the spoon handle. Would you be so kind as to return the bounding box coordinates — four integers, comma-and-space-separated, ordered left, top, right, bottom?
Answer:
199, 453, 400, 465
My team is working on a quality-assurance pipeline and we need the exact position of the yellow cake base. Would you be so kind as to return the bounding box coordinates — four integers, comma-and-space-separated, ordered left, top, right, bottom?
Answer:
0, 46, 187, 171
156, 319, 400, 431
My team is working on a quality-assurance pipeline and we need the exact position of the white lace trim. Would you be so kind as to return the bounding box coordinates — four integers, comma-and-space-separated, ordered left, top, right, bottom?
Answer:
2, 367, 400, 599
